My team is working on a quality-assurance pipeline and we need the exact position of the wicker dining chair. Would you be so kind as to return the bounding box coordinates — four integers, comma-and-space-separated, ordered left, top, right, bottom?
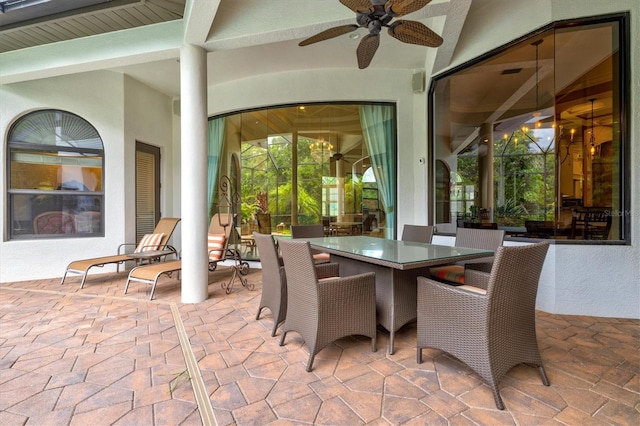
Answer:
401, 224, 434, 243
290, 224, 330, 262
278, 239, 377, 371
417, 241, 550, 410
253, 233, 339, 337
430, 227, 505, 285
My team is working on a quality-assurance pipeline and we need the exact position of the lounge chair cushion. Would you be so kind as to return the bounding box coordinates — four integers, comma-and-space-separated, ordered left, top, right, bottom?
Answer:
208, 233, 226, 261
430, 265, 465, 284
135, 233, 165, 253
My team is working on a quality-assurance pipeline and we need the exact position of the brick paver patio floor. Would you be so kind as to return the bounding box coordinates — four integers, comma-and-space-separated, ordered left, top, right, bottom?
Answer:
1, 263, 638, 425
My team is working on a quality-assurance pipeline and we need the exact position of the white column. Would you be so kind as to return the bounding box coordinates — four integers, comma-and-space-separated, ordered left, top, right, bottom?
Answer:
479, 123, 494, 221
336, 157, 344, 221
180, 43, 209, 303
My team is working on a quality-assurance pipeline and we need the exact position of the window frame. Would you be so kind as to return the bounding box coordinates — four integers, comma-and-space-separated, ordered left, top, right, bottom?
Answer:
428, 12, 630, 244
6, 109, 105, 240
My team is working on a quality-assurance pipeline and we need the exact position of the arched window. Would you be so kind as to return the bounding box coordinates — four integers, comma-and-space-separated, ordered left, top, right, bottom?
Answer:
7, 110, 104, 239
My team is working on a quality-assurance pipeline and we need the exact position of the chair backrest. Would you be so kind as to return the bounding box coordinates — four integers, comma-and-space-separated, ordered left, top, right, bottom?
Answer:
485, 242, 549, 328
455, 227, 505, 250
362, 215, 376, 233
291, 224, 324, 238
253, 232, 286, 300
33, 211, 76, 234
401, 225, 434, 243
278, 239, 319, 305
153, 217, 181, 247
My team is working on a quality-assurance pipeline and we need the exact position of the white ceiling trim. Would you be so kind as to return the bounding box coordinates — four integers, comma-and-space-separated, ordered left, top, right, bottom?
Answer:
0, 20, 182, 84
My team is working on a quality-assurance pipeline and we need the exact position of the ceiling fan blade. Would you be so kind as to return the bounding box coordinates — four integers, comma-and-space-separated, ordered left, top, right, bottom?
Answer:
385, 0, 432, 17
299, 24, 359, 46
339, 0, 375, 13
356, 34, 380, 69
388, 20, 443, 47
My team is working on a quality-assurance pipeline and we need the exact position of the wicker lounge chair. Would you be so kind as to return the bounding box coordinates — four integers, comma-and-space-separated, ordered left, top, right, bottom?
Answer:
61, 217, 180, 288
417, 241, 550, 410
401, 224, 434, 243
253, 232, 340, 337
430, 228, 504, 285
277, 239, 377, 371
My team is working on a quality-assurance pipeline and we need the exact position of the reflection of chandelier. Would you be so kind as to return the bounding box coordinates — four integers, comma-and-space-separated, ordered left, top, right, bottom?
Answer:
589, 98, 597, 158
309, 137, 334, 162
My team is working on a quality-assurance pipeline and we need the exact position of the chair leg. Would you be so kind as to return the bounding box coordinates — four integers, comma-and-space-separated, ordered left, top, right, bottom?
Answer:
149, 280, 158, 300
271, 323, 278, 337
371, 334, 377, 353
538, 364, 550, 386
279, 331, 287, 346
60, 271, 68, 285
306, 352, 315, 372
79, 272, 89, 289
417, 347, 423, 364
124, 277, 131, 294
255, 306, 264, 321
492, 388, 505, 410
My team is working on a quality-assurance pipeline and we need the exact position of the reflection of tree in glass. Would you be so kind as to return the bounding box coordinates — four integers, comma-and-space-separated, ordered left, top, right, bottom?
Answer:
492, 130, 554, 225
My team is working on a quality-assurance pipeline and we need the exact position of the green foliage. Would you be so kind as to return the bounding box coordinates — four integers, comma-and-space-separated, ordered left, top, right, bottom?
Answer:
241, 200, 260, 223
267, 182, 321, 222
240, 135, 363, 226
456, 129, 556, 225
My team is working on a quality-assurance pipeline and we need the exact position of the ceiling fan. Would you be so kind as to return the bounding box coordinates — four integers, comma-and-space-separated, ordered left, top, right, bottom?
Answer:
299, 0, 443, 69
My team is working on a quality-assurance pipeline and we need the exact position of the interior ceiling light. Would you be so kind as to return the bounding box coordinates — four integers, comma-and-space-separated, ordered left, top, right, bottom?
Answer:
589, 98, 597, 157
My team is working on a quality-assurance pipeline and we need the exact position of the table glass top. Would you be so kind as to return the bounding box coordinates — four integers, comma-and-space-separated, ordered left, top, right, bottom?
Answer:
303, 235, 492, 266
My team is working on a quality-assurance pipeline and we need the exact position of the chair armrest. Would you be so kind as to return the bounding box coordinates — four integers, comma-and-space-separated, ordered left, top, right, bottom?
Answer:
318, 272, 376, 301
464, 268, 490, 290
314, 262, 339, 279
118, 242, 137, 254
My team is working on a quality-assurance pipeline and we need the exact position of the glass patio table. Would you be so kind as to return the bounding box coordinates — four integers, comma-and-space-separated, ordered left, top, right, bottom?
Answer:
301, 235, 493, 354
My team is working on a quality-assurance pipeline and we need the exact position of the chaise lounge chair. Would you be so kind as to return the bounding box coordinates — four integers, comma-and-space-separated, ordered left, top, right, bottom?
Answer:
61, 217, 181, 288
122, 214, 233, 299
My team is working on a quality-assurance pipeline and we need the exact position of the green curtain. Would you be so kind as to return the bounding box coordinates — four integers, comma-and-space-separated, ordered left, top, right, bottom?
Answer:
359, 104, 396, 238
207, 117, 226, 218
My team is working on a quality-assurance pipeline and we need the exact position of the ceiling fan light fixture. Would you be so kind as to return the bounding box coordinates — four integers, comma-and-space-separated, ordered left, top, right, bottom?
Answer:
299, 0, 441, 69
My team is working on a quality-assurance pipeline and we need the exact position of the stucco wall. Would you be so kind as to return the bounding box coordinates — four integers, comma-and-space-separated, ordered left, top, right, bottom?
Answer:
0, 71, 175, 282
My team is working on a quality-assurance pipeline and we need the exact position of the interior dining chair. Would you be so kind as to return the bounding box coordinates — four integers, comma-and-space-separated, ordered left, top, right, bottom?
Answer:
253, 232, 339, 337
290, 224, 330, 263
430, 227, 505, 285
417, 241, 550, 410
401, 224, 434, 243
33, 211, 76, 234
278, 239, 377, 371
